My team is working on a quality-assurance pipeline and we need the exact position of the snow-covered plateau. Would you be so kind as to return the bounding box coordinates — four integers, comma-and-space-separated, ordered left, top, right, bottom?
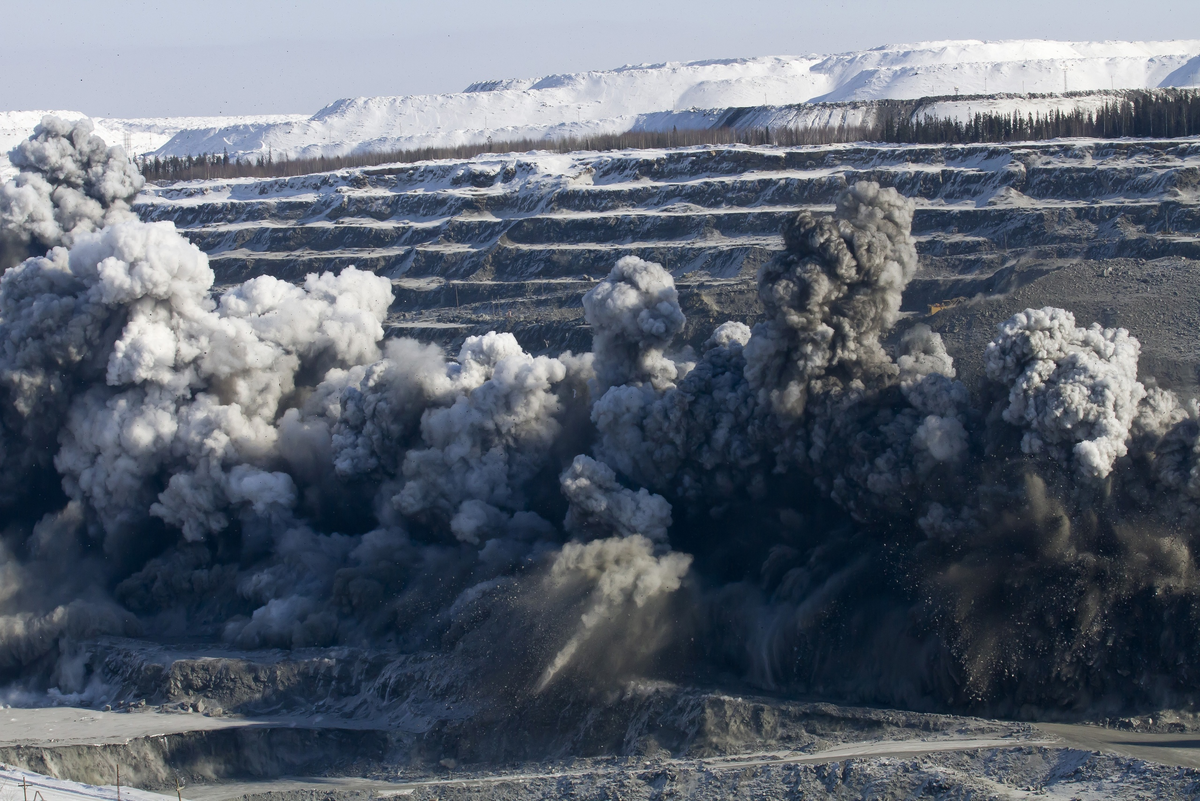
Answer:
3, 38, 1199, 176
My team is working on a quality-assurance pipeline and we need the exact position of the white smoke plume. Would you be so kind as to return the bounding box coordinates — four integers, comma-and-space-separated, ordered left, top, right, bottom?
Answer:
897, 323, 957, 385
327, 337, 456, 478
0, 150, 435, 674
899, 325, 970, 469
0, 219, 393, 549
0, 116, 143, 271
560, 455, 672, 543
393, 332, 568, 543
985, 307, 1146, 479
582, 255, 685, 393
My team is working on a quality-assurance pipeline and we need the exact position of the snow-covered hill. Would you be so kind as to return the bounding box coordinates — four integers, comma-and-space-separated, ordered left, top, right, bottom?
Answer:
0, 111, 306, 177
152, 39, 1200, 161
0, 766, 177, 801
3, 39, 1199, 173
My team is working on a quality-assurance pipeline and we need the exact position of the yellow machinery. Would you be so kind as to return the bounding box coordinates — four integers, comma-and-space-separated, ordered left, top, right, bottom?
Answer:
929, 297, 968, 315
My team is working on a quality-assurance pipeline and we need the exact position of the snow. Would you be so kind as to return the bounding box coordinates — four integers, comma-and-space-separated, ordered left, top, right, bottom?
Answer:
0, 767, 177, 801
637, 90, 1158, 135
0, 112, 305, 158
2, 39, 1199, 176
0, 112, 306, 178
148, 39, 1200, 162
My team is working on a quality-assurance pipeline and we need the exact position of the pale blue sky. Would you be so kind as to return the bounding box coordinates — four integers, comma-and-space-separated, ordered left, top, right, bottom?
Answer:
3, 0, 1197, 118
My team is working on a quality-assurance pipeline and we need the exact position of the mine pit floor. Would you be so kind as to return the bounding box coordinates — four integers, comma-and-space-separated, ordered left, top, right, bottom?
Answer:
181, 737, 1054, 801
7, 709, 1200, 800
1035, 722, 1200, 769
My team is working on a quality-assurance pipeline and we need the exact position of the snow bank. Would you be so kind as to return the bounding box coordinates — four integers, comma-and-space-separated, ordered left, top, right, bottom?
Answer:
0, 767, 177, 801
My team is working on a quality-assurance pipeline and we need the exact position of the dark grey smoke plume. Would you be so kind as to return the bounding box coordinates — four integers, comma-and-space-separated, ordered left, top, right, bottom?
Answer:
744, 180, 918, 420
578, 180, 1200, 712
3, 121, 1200, 719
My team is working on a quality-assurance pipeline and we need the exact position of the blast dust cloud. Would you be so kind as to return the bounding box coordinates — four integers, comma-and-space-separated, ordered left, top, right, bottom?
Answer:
2, 116, 1199, 716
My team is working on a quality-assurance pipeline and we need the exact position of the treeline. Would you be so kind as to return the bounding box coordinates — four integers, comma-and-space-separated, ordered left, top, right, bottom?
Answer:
138, 89, 1200, 183
136, 124, 875, 183
880, 90, 1200, 144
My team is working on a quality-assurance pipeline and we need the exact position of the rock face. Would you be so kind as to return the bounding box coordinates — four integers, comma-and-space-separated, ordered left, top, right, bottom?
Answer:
139, 137, 1200, 391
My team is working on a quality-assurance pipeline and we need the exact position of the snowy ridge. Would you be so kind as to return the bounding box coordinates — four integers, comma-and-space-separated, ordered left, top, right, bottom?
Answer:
153, 39, 1200, 161
2, 39, 1199, 173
